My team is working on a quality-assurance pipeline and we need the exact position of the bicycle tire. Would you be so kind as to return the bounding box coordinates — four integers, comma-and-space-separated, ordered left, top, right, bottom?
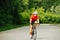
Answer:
32, 26, 37, 40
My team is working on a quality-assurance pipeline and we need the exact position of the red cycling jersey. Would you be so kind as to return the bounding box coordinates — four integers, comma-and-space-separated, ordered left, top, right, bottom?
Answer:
30, 14, 39, 23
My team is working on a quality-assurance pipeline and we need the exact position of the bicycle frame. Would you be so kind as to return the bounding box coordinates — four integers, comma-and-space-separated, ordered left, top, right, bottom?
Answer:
32, 24, 37, 40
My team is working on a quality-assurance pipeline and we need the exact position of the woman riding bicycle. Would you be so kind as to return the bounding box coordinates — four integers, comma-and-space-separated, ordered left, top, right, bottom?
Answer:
29, 11, 39, 38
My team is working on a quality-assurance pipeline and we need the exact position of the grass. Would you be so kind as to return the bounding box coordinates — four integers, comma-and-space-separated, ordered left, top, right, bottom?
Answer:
52, 24, 60, 27
0, 23, 29, 32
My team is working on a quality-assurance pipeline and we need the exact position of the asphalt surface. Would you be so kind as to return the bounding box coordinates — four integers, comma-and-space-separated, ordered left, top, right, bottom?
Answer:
0, 24, 60, 40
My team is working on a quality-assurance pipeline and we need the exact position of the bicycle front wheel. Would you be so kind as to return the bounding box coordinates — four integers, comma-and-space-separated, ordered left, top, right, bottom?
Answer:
33, 28, 37, 40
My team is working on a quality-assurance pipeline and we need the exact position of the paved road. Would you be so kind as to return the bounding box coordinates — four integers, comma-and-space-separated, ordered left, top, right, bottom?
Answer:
0, 24, 60, 40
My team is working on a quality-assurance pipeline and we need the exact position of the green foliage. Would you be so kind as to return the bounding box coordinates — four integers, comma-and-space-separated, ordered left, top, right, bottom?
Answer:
40, 12, 60, 23
19, 10, 31, 24
23, 0, 28, 5
0, 0, 60, 31
19, 7, 60, 24
55, 4, 60, 13
37, 7, 45, 14
0, 0, 21, 27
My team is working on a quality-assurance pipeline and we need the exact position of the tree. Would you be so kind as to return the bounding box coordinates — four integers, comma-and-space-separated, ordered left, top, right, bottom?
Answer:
28, 0, 41, 9
41, 0, 60, 12
0, 0, 24, 26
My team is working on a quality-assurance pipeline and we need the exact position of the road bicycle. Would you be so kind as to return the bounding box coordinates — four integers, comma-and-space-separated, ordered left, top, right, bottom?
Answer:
31, 23, 37, 40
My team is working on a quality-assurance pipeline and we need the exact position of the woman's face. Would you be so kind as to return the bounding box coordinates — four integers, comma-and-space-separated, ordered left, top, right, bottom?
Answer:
34, 14, 37, 16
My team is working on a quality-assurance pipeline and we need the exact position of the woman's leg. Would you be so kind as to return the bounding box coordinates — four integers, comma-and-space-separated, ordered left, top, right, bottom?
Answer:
29, 24, 33, 38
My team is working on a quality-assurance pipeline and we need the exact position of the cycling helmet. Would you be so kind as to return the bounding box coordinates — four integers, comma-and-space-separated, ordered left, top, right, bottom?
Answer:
33, 11, 38, 14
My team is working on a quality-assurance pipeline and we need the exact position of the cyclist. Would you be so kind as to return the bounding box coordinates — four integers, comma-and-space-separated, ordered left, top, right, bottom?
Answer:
29, 11, 39, 38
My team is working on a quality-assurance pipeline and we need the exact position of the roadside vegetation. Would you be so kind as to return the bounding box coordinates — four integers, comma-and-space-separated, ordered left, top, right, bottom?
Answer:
0, 0, 60, 31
